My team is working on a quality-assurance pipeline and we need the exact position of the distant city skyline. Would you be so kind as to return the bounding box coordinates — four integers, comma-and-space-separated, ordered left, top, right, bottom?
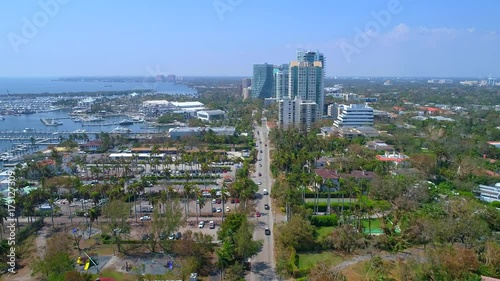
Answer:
1, 1, 500, 77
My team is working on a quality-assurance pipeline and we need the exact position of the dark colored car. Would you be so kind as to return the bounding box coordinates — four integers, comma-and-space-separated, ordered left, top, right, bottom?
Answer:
212, 207, 216, 213
264, 228, 271, 235
256, 212, 261, 217
235, 198, 240, 203
231, 199, 235, 204
216, 199, 221, 204
258, 172, 262, 176
159, 232, 167, 240
264, 204, 270, 210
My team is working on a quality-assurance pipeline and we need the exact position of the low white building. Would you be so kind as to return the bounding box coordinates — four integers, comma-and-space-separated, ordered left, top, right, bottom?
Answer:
141, 100, 205, 117
475, 183, 500, 202
196, 110, 226, 122
334, 104, 374, 128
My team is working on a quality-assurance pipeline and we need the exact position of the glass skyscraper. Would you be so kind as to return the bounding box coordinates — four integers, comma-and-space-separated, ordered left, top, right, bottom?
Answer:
252, 63, 274, 98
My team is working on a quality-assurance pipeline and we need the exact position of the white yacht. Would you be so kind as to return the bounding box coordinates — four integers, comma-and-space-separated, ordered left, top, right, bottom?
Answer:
111, 126, 131, 133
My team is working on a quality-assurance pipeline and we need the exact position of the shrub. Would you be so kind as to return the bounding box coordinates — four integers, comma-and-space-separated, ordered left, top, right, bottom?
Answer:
310, 214, 338, 227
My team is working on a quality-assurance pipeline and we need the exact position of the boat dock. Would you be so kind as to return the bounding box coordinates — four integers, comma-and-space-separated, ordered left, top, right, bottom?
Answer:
40, 118, 63, 126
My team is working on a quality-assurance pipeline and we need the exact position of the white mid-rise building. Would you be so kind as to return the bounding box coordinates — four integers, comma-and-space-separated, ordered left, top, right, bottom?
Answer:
274, 65, 289, 100
334, 104, 374, 128
279, 96, 318, 131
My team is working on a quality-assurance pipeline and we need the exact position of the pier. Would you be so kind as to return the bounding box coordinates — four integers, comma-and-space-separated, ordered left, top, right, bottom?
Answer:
40, 118, 63, 126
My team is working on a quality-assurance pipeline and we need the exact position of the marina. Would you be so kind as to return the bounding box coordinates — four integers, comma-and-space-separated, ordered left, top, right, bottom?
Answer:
0, 110, 174, 153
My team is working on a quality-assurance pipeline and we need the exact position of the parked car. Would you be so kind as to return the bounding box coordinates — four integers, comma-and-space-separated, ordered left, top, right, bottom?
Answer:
256, 211, 261, 217
258, 172, 262, 176
209, 221, 215, 229
226, 206, 230, 212
216, 199, 221, 204
257, 181, 262, 185
264, 204, 270, 210
142, 234, 150, 241
235, 198, 240, 203
230, 199, 235, 204
264, 228, 271, 235
198, 221, 205, 228
168, 232, 182, 240
140, 215, 151, 221
263, 189, 268, 195
216, 207, 222, 213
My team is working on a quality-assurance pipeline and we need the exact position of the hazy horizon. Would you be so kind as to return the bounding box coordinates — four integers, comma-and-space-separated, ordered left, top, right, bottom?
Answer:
2, 0, 500, 78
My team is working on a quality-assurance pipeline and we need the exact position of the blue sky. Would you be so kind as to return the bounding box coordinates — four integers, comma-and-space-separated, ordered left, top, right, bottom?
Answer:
1, 0, 499, 77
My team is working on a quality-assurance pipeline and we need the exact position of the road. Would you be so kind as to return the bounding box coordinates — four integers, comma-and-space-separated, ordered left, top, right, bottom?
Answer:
248, 118, 282, 281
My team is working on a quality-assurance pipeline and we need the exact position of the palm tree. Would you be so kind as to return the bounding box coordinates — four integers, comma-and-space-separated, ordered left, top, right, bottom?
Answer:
67, 193, 74, 225
184, 183, 193, 219
0, 194, 8, 239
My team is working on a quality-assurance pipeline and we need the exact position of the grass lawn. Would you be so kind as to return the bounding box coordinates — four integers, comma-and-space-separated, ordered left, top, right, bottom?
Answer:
361, 218, 382, 229
298, 251, 344, 270
316, 226, 335, 239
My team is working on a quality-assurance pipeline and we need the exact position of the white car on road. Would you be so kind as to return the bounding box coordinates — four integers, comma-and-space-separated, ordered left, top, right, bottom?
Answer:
198, 221, 205, 228
140, 215, 151, 221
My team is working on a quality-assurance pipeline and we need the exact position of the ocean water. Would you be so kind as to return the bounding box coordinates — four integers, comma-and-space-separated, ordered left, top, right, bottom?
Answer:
0, 77, 196, 95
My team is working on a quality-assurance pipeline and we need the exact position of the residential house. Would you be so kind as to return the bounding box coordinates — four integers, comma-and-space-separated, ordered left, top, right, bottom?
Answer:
376, 152, 410, 167
314, 169, 376, 192
366, 140, 395, 152
80, 140, 103, 152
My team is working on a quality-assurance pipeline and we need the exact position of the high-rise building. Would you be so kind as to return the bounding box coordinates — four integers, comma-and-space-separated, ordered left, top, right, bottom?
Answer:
279, 96, 318, 131
333, 104, 374, 128
274, 49, 326, 131
288, 60, 324, 119
167, 74, 176, 83
297, 49, 325, 68
242, 87, 251, 100
488, 78, 496, 86
242, 78, 251, 88
252, 64, 274, 98
274, 64, 289, 99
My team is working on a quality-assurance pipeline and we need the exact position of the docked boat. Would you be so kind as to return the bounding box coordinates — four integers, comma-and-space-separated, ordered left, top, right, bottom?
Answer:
73, 129, 86, 133
118, 119, 134, 126
131, 116, 145, 123
111, 126, 132, 133
23, 128, 35, 133
82, 116, 105, 122
0, 116, 4, 120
